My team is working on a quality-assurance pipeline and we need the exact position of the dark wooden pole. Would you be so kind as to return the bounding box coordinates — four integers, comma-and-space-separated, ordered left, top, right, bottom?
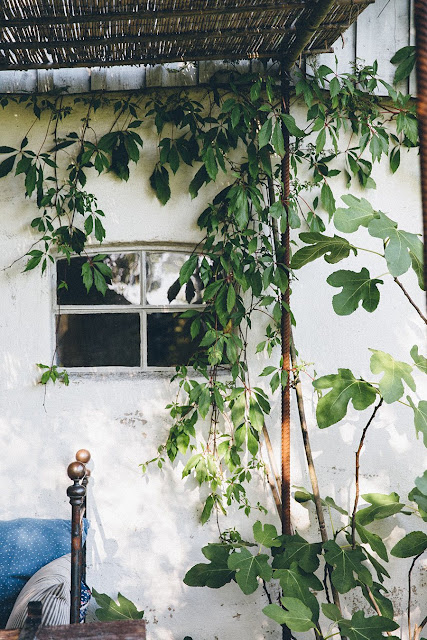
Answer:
414, 0, 427, 291
67, 461, 86, 624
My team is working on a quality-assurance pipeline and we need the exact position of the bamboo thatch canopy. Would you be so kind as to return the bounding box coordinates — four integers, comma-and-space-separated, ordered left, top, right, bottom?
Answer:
0, 0, 373, 71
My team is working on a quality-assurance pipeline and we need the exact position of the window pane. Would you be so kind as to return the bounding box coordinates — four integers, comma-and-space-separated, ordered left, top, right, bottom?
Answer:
57, 253, 140, 305
56, 313, 140, 367
147, 313, 198, 367
146, 252, 204, 306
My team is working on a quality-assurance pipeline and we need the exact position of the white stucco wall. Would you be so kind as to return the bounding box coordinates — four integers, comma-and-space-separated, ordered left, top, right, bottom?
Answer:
0, 93, 425, 640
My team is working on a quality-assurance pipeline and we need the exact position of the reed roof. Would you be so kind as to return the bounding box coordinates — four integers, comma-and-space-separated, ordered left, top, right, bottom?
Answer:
0, 0, 373, 71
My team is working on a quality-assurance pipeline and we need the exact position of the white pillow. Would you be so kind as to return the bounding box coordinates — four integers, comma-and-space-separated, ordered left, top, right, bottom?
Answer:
6, 554, 71, 629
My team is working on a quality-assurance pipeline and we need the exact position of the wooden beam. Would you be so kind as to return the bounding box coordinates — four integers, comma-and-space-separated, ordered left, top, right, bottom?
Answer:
0, 0, 374, 29
0, 2, 307, 29
0, 47, 333, 72
0, 26, 292, 51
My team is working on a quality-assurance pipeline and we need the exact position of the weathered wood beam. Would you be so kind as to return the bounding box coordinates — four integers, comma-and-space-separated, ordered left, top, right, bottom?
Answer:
0, 2, 307, 28
0, 0, 374, 29
284, 0, 341, 68
0, 47, 333, 72
1, 26, 293, 51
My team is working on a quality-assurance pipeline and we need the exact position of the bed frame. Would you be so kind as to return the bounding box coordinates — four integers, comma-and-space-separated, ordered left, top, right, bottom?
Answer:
66, 449, 91, 625
0, 450, 146, 640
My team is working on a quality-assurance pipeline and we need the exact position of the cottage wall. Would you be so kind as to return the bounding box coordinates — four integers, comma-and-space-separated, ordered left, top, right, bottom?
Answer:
0, 85, 425, 640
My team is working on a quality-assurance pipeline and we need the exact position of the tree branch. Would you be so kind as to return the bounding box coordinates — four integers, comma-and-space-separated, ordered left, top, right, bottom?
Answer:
351, 398, 383, 549
394, 277, 427, 324
408, 553, 423, 640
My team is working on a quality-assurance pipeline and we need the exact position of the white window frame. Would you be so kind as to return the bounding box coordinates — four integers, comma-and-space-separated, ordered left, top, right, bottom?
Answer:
52, 244, 204, 373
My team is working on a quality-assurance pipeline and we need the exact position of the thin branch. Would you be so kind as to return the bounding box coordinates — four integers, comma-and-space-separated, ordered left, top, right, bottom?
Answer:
394, 277, 427, 324
351, 398, 383, 549
366, 586, 392, 637
262, 579, 273, 605
408, 553, 423, 640
413, 614, 427, 640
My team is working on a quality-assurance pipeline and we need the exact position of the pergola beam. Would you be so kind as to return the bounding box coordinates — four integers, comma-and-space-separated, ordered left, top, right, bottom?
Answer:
2, 26, 294, 52
0, 0, 371, 29
0, 47, 334, 72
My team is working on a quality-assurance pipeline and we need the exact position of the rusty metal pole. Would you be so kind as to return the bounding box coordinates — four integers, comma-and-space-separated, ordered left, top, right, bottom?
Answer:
280, 63, 292, 539
280, 61, 293, 640
414, 1, 427, 290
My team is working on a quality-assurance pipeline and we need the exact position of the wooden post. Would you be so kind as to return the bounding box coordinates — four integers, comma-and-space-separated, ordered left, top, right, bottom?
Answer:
67, 461, 86, 624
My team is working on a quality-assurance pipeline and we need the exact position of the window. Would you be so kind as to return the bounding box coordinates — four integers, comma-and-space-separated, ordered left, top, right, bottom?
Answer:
55, 249, 204, 369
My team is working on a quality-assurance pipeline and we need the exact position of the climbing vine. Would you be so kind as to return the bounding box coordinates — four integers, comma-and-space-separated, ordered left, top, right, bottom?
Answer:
0, 50, 426, 639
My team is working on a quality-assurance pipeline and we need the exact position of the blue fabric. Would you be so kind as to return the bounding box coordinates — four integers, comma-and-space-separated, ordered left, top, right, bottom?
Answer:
0, 518, 88, 628
80, 581, 91, 623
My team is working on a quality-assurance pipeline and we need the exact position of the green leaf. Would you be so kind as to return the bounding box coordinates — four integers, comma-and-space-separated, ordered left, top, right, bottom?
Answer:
263, 598, 315, 632
273, 563, 322, 622
323, 540, 372, 593
340, 610, 398, 640
327, 268, 383, 315
391, 46, 416, 84
334, 195, 376, 233
179, 255, 198, 285
93, 267, 108, 295
313, 369, 377, 428
410, 345, 427, 374
0, 154, 16, 178
321, 603, 344, 622
259, 118, 272, 149
355, 523, 388, 562
92, 589, 144, 621
321, 182, 335, 217
227, 284, 236, 313
291, 232, 356, 269
253, 521, 281, 548
184, 544, 234, 588
203, 146, 218, 181
391, 531, 427, 558
0, 146, 16, 153
273, 533, 321, 573
356, 492, 404, 526
81, 261, 93, 293
316, 128, 326, 154
233, 188, 249, 229
369, 349, 415, 403
415, 470, 427, 495
368, 212, 422, 277
281, 114, 305, 138
227, 547, 272, 595
201, 495, 215, 524
272, 121, 285, 156
150, 165, 171, 205
407, 396, 427, 446
248, 397, 264, 431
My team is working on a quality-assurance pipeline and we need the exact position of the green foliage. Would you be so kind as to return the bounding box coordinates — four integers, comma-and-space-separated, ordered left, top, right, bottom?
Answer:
391, 45, 416, 84
263, 597, 315, 632
183, 544, 235, 589
312, 369, 377, 428
2, 51, 425, 640
369, 349, 415, 403
228, 547, 272, 595
327, 268, 383, 315
323, 540, 372, 593
291, 232, 356, 269
37, 363, 69, 386
92, 589, 144, 621
390, 531, 427, 558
